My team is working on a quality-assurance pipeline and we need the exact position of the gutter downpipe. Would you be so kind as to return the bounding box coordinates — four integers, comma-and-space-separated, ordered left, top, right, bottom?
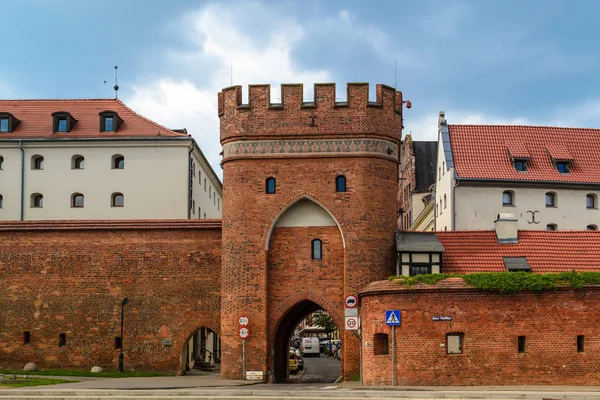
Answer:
187, 145, 193, 220
452, 176, 459, 231
19, 141, 24, 221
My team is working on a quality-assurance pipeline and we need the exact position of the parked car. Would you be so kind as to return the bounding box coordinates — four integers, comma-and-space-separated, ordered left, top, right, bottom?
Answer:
289, 350, 299, 374
301, 337, 320, 357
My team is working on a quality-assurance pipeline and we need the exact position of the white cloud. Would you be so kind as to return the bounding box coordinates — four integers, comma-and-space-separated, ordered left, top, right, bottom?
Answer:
125, 1, 331, 177
405, 110, 532, 141
405, 98, 600, 142
551, 99, 600, 128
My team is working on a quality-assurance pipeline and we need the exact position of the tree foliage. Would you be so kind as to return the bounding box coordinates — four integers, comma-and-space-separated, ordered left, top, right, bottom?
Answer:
312, 310, 337, 332
389, 271, 600, 293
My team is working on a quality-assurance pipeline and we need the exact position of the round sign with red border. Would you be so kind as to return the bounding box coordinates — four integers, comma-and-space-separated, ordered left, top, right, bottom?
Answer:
345, 295, 357, 308
238, 316, 249, 326
239, 327, 250, 339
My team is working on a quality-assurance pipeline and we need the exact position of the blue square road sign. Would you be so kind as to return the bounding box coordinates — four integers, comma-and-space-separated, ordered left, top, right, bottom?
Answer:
385, 310, 401, 326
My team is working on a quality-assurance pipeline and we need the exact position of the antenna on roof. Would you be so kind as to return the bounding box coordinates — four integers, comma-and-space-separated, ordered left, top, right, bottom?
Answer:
114, 66, 120, 99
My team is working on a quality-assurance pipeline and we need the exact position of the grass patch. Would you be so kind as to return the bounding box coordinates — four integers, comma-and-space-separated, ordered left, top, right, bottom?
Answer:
389, 271, 600, 293
351, 373, 360, 382
0, 369, 173, 378
0, 377, 75, 387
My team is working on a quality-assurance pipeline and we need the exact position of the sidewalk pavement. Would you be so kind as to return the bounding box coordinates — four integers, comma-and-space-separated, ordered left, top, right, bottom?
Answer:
5, 372, 253, 389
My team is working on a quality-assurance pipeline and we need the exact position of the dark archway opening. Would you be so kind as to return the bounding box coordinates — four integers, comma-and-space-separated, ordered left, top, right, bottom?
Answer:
181, 327, 221, 375
273, 300, 341, 383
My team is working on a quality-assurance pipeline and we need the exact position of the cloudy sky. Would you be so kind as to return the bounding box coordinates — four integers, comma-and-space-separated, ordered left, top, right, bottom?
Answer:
3, 0, 600, 174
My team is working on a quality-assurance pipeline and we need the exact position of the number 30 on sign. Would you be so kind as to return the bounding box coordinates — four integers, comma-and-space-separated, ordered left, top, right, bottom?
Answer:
345, 316, 359, 330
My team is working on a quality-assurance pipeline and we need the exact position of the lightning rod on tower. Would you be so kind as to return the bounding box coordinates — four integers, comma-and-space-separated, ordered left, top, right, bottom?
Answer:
114, 66, 120, 99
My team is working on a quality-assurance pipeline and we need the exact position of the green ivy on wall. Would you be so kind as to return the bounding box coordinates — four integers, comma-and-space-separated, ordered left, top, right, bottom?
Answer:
388, 271, 600, 293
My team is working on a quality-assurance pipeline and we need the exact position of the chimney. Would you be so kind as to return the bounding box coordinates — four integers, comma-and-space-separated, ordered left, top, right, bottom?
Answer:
438, 111, 447, 128
494, 213, 518, 243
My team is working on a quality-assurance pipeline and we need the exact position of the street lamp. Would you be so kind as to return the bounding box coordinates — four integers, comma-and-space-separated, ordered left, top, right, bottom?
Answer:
119, 297, 129, 372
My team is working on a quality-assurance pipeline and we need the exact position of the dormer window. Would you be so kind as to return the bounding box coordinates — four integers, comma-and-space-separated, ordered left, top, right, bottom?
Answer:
557, 161, 571, 174
0, 112, 20, 133
99, 111, 123, 132
514, 159, 528, 172
546, 144, 573, 174
0, 118, 8, 132
52, 112, 76, 133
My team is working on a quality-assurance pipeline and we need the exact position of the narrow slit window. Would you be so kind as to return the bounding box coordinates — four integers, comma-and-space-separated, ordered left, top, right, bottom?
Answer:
518, 336, 526, 353
58, 333, 66, 347
115, 336, 122, 350
0, 194, 3, 208
266, 177, 276, 194
577, 335, 585, 353
311, 239, 322, 260
23, 331, 31, 345
336, 175, 346, 192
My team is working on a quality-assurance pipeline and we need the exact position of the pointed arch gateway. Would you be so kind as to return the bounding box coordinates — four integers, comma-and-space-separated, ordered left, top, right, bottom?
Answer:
265, 196, 346, 250
266, 197, 346, 382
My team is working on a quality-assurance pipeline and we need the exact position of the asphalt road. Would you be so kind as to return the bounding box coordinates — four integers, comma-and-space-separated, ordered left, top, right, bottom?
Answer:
291, 354, 341, 383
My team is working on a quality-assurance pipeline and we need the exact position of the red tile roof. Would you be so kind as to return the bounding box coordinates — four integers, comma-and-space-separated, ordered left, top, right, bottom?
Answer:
0, 99, 187, 138
436, 230, 600, 273
449, 125, 600, 183
505, 141, 530, 159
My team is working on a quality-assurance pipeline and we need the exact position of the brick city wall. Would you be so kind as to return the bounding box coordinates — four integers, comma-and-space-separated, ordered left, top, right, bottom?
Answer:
0, 220, 221, 372
360, 280, 600, 386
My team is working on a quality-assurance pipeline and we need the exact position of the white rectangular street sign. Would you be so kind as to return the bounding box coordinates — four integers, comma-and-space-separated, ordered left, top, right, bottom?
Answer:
345, 316, 359, 330
345, 307, 358, 317
245, 371, 264, 381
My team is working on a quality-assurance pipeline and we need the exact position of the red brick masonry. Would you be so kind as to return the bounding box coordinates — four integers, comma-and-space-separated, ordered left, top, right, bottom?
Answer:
0, 220, 221, 371
360, 279, 600, 386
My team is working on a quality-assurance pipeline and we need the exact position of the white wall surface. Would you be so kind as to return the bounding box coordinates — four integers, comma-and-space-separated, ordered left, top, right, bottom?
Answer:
0, 140, 221, 220
455, 186, 600, 231
434, 131, 455, 231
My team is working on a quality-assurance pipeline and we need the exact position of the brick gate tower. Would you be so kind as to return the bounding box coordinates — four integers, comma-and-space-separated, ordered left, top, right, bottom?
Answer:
219, 83, 403, 381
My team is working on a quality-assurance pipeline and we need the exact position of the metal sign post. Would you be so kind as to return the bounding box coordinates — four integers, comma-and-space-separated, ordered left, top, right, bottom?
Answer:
242, 338, 246, 380
238, 324, 250, 380
385, 310, 401, 387
391, 325, 395, 386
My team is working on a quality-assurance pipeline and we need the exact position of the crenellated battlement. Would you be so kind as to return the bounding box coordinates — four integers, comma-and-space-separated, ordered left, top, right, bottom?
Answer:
219, 83, 403, 145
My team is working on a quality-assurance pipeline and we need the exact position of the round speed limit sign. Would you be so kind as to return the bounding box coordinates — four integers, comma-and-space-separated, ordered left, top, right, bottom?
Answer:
238, 316, 249, 326
239, 327, 250, 339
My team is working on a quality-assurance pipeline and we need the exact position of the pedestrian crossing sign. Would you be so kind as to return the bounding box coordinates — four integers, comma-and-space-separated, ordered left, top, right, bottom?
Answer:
385, 310, 401, 326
